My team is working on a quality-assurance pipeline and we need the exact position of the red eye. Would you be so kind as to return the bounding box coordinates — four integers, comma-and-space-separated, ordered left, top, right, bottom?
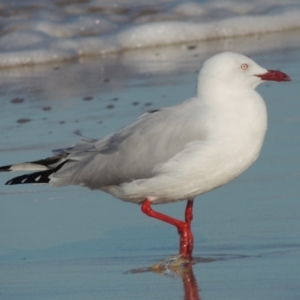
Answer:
241, 63, 248, 70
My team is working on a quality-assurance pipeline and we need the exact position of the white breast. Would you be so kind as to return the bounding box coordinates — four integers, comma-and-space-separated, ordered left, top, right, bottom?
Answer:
105, 89, 267, 204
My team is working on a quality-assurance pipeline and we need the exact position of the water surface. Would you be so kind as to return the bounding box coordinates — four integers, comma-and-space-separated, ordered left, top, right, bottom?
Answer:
0, 34, 300, 299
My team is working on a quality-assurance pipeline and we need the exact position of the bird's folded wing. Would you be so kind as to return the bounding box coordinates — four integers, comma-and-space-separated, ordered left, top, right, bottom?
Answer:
51, 100, 207, 188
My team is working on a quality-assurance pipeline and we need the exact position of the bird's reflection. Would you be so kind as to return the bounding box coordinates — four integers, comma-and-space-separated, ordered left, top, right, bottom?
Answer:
177, 265, 201, 300
128, 255, 201, 300
128, 253, 253, 299
180, 266, 201, 300
152, 256, 201, 300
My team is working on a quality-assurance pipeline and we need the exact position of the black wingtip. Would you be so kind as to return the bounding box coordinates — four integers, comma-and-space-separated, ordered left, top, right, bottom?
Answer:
5, 170, 54, 185
4, 160, 68, 186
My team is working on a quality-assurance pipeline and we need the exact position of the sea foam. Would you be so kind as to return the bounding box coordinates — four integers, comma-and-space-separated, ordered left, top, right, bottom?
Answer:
0, 0, 300, 68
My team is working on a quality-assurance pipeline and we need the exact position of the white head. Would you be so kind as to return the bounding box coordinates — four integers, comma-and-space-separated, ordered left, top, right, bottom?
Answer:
198, 52, 290, 95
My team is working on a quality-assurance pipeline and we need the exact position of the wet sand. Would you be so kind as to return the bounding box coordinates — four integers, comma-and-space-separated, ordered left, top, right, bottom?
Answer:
0, 32, 300, 299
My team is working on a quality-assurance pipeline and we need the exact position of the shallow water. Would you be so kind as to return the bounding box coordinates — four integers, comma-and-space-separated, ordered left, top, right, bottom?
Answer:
0, 34, 300, 299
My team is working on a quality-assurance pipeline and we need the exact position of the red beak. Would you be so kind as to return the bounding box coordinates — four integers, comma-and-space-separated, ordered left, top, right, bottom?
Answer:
256, 70, 291, 82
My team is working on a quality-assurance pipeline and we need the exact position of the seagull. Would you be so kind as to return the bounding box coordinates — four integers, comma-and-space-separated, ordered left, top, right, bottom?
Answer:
0, 52, 291, 261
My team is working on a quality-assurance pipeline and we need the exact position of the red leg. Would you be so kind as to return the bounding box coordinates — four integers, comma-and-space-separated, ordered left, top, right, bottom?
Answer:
185, 199, 194, 258
141, 198, 195, 260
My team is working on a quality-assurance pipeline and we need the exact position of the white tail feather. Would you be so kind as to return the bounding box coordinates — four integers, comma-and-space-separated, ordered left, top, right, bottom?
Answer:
10, 163, 50, 171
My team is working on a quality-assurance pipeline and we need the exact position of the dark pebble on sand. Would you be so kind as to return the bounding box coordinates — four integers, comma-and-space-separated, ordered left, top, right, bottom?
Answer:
110, 97, 118, 101
59, 121, 65, 124
187, 45, 197, 50
132, 101, 139, 106
144, 102, 152, 106
106, 104, 114, 109
103, 78, 110, 83
83, 96, 93, 101
43, 106, 51, 111
11, 98, 24, 104
17, 118, 31, 124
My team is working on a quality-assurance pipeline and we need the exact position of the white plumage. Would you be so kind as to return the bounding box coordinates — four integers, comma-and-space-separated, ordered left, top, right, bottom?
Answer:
2, 52, 290, 205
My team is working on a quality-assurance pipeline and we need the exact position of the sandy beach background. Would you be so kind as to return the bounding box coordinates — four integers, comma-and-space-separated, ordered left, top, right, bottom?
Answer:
0, 1, 300, 299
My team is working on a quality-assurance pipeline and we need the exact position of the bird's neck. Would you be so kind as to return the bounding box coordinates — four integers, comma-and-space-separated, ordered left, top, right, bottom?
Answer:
197, 81, 268, 146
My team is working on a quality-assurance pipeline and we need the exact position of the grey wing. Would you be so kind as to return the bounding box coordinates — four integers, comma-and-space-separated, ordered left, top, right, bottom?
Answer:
51, 100, 206, 188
